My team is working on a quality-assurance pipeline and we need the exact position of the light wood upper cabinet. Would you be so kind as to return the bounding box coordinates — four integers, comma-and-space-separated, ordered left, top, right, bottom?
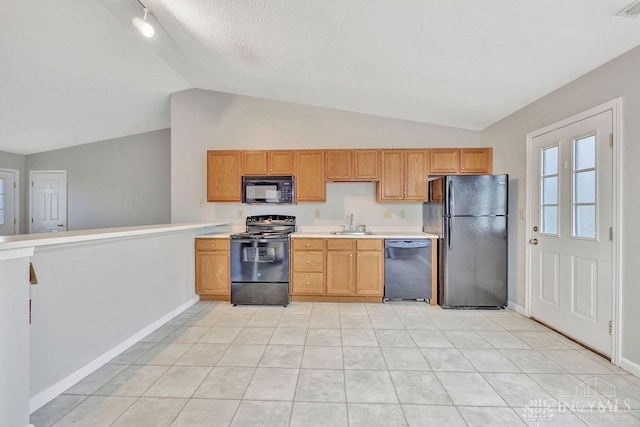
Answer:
429, 148, 493, 175
378, 150, 428, 201
460, 148, 493, 174
353, 150, 379, 180
429, 149, 459, 174
326, 150, 379, 181
378, 150, 405, 200
243, 150, 294, 175
195, 238, 230, 300
207, 151, 242, 202
404, 150, 429, 201
295, 150, 326, 201
325, 150, 353, 181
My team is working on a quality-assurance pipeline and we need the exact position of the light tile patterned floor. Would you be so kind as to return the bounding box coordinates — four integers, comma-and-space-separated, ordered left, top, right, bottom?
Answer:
31, 302, 640, 426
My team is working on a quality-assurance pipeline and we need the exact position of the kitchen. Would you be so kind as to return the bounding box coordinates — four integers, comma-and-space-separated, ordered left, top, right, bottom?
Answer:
2, 1, 640, 426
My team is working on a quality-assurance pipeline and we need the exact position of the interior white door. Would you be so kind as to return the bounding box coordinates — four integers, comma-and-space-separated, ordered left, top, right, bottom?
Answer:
530, 110, 613, 355
0, 170, 17, 235
30, 171, 67, 233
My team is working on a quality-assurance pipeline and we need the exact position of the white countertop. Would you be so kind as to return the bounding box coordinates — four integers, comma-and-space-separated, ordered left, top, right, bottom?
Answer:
0, 222, 232, 251
291, 231, 438, 239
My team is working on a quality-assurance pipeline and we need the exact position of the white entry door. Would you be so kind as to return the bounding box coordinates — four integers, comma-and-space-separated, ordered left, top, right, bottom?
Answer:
30, 170, 67, 233
0, 169, 18, 235
529, 110, 613, 355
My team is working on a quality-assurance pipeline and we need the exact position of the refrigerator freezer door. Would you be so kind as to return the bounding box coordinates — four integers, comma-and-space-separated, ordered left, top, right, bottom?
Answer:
442, 216, 507, 307
445, 175, 508, 217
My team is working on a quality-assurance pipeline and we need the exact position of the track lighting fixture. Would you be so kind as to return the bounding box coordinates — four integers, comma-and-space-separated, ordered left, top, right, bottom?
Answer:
132, 5, 155, 38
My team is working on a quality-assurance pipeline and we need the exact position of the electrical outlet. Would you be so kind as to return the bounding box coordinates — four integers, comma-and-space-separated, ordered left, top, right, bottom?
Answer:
237, 209, 244, 219
519, 208, 525, 220
383, 209, 392, 219
198, 198, 204, 208
399, 209, 406, 219
314, 209, 320, 218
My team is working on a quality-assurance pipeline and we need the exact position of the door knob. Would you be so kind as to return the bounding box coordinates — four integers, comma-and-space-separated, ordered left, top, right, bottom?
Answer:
57, 223, 64, 227
529, 238, 538, 245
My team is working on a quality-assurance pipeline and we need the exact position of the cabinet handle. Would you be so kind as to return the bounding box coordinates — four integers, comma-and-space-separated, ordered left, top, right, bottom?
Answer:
306, 260, 310, 264
306, 282, 310, 285
306, 243, 310, 247
211, 243, 215, 247
350, 254, 353, 257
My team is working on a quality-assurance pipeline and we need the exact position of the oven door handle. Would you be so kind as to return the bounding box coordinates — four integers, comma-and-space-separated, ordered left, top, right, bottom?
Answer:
231, 239, 288, 244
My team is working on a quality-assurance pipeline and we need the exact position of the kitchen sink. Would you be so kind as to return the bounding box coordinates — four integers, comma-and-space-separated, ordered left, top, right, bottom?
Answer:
330, 231, 376, 236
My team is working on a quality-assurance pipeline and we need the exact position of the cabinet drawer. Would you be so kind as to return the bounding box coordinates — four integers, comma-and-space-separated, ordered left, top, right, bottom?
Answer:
196, 238, 230, 251
357, 239, 383, 251
293, 251, 324, 272
292, 272, 324, 294
292, 238, 324, 251
326, 239, 356, 251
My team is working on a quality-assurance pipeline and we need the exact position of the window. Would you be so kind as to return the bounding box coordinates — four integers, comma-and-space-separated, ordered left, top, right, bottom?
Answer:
541, 145, 559, 235
573, 134, 596, 239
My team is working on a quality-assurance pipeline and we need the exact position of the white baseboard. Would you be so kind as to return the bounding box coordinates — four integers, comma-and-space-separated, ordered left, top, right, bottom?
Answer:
29, 296, 199, 413
620, 357, 640, 378
507, 301, 526, 316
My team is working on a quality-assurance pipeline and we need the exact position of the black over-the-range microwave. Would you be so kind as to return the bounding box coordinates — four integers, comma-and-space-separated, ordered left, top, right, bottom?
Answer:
241, 175, 296, 204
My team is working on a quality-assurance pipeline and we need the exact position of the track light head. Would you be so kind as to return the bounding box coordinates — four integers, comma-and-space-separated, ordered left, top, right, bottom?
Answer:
132, 7, 155, 38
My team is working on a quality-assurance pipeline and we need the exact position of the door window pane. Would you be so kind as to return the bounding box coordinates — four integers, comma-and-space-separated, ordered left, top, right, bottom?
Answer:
543, 176, 558, 204
575, 205, 596, 238
543, 146, 558, 175
572, 133, 597, 239
543, 206, 558, 235
541, 145, 559, 236
575, 135, 596, 170
575, 170, 595, 203
0, 178, 4, 193
0, 209, 4, 225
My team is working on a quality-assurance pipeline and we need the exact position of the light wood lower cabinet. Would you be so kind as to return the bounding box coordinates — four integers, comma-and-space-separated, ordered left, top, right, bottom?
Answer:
195, 238, 230, 301
291, 239, 325, 295
291, 238, 384, 301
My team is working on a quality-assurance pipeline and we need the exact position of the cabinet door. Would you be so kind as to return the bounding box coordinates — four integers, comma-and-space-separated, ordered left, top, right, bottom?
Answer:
325, 150, 353, 181
404, 150, 428, 201
269, 151, 295, 175
429, 148, 459, 174
459, 148, 493, 174
242, 151, 268, 175
295, 150, 326, 201
356, 250, 384, 296
378, 150, 404, 200
291, 272, 324, 295
353, 150, 379, 180
207, 151, 242, 201
196, 251, 230, 296
326, 250, 355, 295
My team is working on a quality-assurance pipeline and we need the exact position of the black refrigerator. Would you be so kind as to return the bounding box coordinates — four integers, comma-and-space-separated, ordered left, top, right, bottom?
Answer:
423, 175, 508, 308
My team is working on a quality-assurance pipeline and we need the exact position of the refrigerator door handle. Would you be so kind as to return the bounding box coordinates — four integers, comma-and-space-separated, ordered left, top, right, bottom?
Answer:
446, 216, 452, 251
449, 180, 455, 217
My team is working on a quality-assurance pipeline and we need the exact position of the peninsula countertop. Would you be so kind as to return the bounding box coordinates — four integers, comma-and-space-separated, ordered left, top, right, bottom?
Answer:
0, 222, 232, 251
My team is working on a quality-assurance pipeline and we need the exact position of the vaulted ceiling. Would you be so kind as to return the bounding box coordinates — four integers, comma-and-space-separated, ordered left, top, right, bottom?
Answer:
2, 0, 640, 154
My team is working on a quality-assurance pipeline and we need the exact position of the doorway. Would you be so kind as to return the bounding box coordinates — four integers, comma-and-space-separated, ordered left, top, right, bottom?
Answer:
0, 168, 19, 236
29, 170, 68, 233
526, 100, 620, 360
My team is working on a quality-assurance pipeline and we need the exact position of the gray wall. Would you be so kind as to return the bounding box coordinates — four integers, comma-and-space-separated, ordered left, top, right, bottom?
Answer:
171, 89, 481, 227
25, 129, 171, 231
0, 150, 27, 233
481, 45, 640, 370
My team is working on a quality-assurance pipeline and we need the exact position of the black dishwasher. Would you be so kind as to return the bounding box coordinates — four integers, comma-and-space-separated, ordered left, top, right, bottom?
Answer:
384, 240, 432, 301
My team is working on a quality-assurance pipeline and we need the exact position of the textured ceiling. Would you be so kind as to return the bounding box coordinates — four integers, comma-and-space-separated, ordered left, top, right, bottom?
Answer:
2, 0, 640, 154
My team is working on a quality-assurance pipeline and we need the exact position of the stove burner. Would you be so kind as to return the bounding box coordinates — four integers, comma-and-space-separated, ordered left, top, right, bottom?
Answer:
230, 215, 296, 240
